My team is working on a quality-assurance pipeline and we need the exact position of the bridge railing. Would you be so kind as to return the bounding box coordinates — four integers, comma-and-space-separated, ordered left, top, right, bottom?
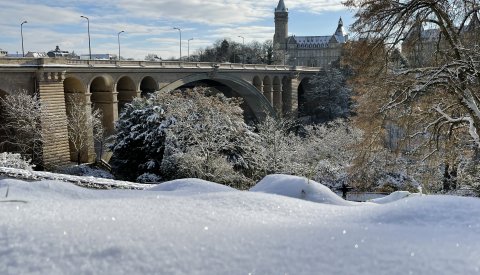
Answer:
0, 57, 322, 72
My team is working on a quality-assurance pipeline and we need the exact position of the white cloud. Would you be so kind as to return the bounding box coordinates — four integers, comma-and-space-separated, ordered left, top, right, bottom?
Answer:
0, 0, 349, 59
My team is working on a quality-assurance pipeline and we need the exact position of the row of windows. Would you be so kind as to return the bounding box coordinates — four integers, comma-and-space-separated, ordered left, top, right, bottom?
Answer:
294, 49, 340, 58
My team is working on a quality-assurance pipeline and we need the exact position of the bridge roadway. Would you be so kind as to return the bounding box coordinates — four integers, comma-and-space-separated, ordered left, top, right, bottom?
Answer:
0, 58, 320, 168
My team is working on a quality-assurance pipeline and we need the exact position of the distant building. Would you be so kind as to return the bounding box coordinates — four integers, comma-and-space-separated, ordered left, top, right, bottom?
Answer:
402, 12, 480, 67
47, 46, 71, 58
25, 52, 48, 58
6, 53, 22, 58
273, 0, 348, 67
0, 49, 7, 57
80, 54, 118, 60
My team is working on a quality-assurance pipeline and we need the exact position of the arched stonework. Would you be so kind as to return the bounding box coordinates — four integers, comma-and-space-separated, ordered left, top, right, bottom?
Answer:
159, 73, 275, 121
263, 76, 272, 104
297, 77, 311, 117
272, 76, 282, 114
281, 76, 292, 115
140, 76, 158, 98
116, 76, 137, 114
63, 77, 94, 163
89, 75, 117, 135
253, 76, 262, 92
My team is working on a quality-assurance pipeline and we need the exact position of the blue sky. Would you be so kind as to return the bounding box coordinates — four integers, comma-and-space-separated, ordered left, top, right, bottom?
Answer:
0, 0, 355, 60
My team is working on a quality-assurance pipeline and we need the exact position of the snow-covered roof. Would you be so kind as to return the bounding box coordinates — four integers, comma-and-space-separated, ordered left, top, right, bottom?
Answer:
294, 36, 331, 48
292, 34, 347, 48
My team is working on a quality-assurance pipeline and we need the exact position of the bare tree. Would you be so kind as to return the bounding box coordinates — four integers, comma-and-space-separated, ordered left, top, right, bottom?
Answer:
345, 0, 480, 148
342, 1, 480, 191
65, 93, 104, 165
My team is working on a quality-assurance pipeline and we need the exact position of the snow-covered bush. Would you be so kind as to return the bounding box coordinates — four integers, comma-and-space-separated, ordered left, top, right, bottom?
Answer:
301, 67, 352, 123
110, 88, 255, 188
0, 152, 34, 171
109, 97, 171, 180
57, 164, 113, 179
136, 173, 162, 184
0, 90, 54, 168
247, 118, 360, 188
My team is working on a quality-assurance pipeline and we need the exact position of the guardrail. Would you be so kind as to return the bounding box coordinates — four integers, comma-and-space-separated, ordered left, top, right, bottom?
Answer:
0, 57, 322, 72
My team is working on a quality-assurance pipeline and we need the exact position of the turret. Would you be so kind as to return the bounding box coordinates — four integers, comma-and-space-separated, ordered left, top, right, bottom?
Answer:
274, 0, 289, 49
334, 17, 345, 37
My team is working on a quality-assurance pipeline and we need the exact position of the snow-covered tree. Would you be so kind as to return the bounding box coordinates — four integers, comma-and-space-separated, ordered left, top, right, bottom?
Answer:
109, 97, 172, 181
0, 152, 34, 171
110, 88, 255, 188
160, 89, 253, 188
0, 90, 55, 168
303, 67, 352, 122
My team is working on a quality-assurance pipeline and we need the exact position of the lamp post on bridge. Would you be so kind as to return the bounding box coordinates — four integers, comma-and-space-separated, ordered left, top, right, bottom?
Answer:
117, 30, 125, 60
21, 20, 27, 57
238, 35, 245, 63
187, 38, 193, 61
173, 27, 182, 61
80, 16, 92, 60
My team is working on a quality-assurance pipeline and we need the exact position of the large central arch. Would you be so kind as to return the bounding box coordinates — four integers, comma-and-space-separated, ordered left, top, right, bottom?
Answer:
159, 73, 276, 121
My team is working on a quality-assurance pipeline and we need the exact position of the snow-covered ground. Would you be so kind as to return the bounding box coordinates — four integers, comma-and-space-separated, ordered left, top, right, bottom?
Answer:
1, 174, 479, 275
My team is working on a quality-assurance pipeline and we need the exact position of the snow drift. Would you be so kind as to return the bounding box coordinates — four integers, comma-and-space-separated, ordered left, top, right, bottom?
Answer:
250, 174, 356, 206
148, 178, 237, 194
1, 176, 479, 275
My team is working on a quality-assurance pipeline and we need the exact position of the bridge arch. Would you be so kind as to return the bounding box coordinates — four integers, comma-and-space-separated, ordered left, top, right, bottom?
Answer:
63, 77, 92, 163
282, 76, 292, 115
159, 73, 275, 121
272, 76, 282, 114
89, 75, 117, 134
0, 89, 8, 98
253, 76, 262, 91
116, 75, 137, 114
140, 76, 158, 98
298, 77, 312, 117
262, 76, 272, 104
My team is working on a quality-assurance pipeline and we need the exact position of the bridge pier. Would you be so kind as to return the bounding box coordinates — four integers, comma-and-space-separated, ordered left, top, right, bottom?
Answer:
281, 77, 299, 117
273, 79, 282, 114
90, 91, 119, 135
36, 70, 71, 169
263, 79, 273, 104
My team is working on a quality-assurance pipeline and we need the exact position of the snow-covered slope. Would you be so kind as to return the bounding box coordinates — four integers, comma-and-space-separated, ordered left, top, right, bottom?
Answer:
0, 176, 479, 275
250, 174, 356, 206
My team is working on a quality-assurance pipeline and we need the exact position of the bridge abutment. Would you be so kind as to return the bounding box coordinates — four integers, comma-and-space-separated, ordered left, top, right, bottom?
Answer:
37, 71, 72, 169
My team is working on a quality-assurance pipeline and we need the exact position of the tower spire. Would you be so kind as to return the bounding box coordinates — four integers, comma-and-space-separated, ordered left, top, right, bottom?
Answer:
335, 17, 345, 36
276, 0, 287, 12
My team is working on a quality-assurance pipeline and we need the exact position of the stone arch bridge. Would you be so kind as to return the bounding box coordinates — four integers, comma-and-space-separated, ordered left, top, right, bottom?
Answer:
0, 58, 319, 167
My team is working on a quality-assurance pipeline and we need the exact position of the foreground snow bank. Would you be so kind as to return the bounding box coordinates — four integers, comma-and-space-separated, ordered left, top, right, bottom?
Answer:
369, 190, 421, 204
1, 177, 480, 275
148, 178, 237, 194
250, 174, 355, 206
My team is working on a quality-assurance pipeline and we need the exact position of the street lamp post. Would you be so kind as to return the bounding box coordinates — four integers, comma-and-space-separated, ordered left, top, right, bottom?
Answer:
187, 38, 193, 61
173, 27, 182, 61
117, 31, 125, 60
238, 35, 245, 63
21, 21, 27, 57
80, 16, 92, 60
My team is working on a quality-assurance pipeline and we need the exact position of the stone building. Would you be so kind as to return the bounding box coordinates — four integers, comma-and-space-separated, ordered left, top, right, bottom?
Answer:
273, 0, 348, 67
402, 13, 480, 67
